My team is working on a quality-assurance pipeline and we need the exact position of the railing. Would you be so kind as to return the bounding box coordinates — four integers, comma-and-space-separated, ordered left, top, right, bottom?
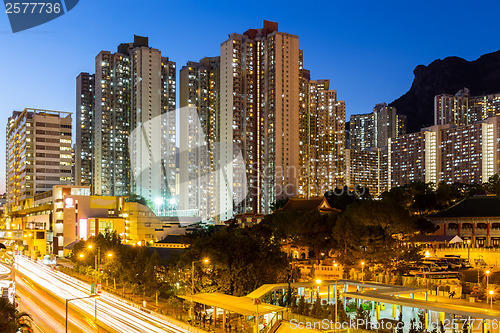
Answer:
283, 312, 374, 333
262, 311, 283, 333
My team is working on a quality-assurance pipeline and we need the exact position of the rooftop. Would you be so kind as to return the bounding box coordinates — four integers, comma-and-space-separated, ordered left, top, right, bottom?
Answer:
279, 197, 337, 213
431, 195, 500, 218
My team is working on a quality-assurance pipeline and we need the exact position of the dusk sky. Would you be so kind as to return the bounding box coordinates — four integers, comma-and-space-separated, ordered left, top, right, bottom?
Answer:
1, 0, 499, 192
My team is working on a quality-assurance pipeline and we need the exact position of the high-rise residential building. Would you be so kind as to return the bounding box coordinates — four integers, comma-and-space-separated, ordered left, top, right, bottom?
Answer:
388, 130, 437, 188
349, 103, 406, 150
298, 54, 312, 198
76, 35, 176, 204
219, 20, 301, 216
179, 57, 220, 221
300, 79, 345, 197
75, 72, 94, 188
345, 148, 388, 196
434, 88, 471, 126
347, 103, 404, 195
388, 117, 500, 188
348, 113, 374, 150
6, 109, 72, 213
373, 103, 406, 149
435, 88, 500, 127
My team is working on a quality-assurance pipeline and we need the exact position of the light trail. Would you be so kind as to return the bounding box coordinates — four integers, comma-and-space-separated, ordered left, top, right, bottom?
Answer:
16, 255, 192, 333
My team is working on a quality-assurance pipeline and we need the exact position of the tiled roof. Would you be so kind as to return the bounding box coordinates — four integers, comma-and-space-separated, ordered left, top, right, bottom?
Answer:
432, 195, 500, 218
279, 197, 337, 213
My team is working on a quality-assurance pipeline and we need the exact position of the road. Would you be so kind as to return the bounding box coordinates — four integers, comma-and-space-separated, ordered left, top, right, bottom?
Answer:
16, 272, 104, 333
15, 255, 191, 333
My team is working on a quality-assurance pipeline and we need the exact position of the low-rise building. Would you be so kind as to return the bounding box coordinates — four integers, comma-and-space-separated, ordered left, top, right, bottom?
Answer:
7, 185, 163, 257
428, 195, 500, 247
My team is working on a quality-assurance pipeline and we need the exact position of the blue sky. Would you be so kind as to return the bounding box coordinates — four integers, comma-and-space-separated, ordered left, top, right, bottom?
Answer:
1, 0, 499, 192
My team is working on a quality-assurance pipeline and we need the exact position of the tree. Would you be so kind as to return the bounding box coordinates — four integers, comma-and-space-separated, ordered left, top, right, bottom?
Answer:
354, 304, 369, 329
125, 194, 153, 210
439, 320, 445, 333
396, 311, 404, 333
0, 298, 32, 333
325, 186, 371, 211
310, 294, 322, 318
285, 285, 293, 307
180, 224, 288, 296
336, 296, 348, 324
270, 198, 289, 212
297, 295, 307, 315
143, 250, 161, 295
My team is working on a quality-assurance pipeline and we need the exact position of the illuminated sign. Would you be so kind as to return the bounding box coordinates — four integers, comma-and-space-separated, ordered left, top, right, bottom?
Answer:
79, 219, 87, 240
64, 197, 75, 208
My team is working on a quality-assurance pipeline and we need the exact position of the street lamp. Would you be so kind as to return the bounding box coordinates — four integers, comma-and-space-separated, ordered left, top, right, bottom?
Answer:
361, 262, 365, 283
467, 239, 471, 263
489, 290, 495, 309
315, 279, 321, 304
65, 295, 99, 333
191, 258, 210, 320
486, 270, 490, 290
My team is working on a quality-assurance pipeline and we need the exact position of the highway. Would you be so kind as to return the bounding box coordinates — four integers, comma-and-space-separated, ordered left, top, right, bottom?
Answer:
15, 255, 191, 333
16, 272, 103, 333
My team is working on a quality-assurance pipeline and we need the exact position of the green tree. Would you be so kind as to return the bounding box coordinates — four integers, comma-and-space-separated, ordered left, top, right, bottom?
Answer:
297, 295, 306, 315
310, 294, 322, 318
143, 250, 161, 295
0, 298, 32, 333
354, 304, 369, 329
270, 198, 289, 212
180, 224, 288, 296
125, 194, 154, 211
336, 296, 348, 324
397, 311, 404, 333
484, 174, 500, 195
439, 320, 445, 333
285, 285, 293, 307
325, 186, 371, 211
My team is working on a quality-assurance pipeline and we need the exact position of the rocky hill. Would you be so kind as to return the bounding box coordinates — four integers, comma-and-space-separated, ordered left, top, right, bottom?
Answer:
389, 50, 500, 133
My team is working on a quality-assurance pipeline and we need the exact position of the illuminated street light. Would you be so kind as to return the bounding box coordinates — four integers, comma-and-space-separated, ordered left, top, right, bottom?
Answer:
79, 253, 84, 258
191, 258, 210, 319
486, 270, 491, 290
489, 290, 495, 309
107, 252, 113, 258
425, 251, 430, 258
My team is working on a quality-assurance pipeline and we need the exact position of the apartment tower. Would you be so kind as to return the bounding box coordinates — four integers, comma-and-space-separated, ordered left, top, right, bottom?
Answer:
6, 109, 72, 213
219, 20, 301, 216
76, 36, 176, 204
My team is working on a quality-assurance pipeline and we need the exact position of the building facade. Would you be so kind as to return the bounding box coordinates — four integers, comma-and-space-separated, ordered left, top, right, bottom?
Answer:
10, 185, 164, 257
300, 79, 345, 197
76, 35, 176, 204
6, 109, 72, 214
179, 57, 220, 221
434, 88, 500, 127
429, 196, 500, 247
219, 20, 301, 217
345, 148, 388, 196
349, 103, 406, 150
388, 117, 500, 188
75, 73, 94, 188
